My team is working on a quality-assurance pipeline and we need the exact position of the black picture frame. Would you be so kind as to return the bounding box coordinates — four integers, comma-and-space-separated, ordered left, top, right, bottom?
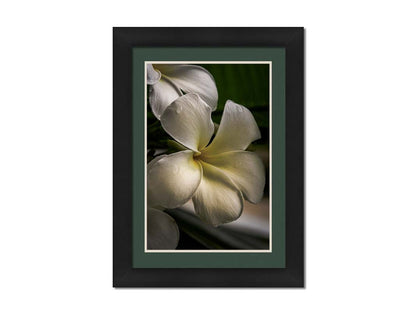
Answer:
113, 27, 304, 287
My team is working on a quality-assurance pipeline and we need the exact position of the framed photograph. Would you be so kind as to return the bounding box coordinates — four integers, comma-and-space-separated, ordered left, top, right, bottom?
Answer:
113, 27, 304, 287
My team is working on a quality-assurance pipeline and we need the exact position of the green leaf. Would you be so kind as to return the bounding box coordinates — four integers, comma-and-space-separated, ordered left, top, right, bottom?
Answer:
166, 208, 269, 250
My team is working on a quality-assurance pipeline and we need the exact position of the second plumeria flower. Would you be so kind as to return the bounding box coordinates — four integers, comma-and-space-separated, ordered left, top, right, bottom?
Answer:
147, 207, 179, 250
146, 64, 218, 119
147, 93, 265, 226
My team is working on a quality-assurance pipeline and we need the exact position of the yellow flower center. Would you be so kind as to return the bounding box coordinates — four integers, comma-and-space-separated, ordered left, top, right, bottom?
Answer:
193, 151, 202, 160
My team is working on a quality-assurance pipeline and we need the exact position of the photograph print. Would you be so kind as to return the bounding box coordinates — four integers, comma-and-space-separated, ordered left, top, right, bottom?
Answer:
145, 62, 271, 251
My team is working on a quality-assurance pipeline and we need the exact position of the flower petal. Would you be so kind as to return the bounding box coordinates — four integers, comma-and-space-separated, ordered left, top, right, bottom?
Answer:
203, 100, 261, 155
154, 64, 218, 111
147, 150, 202, 208
147, 208, 179, 250
146, 64, 161, 85
202, 151, 265, 203
160, 93, 214, 151
146, 154, 168, 209
148, 76, 182, 119
192, 162, 244, 226
147, 154, 166, 170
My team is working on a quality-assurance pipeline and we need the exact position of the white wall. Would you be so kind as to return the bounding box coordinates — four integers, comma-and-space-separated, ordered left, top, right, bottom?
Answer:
0, 1, 415, 311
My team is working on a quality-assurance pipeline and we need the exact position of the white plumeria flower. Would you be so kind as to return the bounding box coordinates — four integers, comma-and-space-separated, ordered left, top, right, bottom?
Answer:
147, 93, 265, 226
147, 208, 179, 249
146, 64, 218, 119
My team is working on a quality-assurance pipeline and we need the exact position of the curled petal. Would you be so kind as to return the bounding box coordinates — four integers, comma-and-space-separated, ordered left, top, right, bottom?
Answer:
147, 208, 179, 250
154, 64, 218, 111
148, 154, 166, 170
160, 93, 214, 152
202, 151, 265, 203
146, 155, 167, 208
147, 150, 202, 208
146, 64, 161, 85
203, 100, 261, 155
148, 76, 182, 119
192, 162, 244, 226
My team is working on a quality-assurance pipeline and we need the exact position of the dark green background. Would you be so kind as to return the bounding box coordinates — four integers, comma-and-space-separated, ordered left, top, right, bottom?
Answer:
133, 48, 285, 268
